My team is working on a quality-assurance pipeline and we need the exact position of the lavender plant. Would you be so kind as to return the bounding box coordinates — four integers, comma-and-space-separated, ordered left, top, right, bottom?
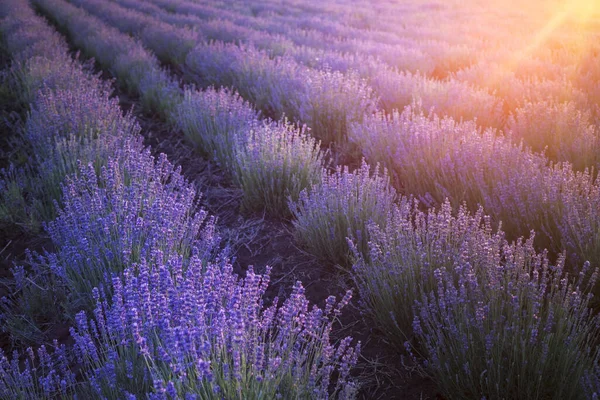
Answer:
71, 256, 360, 399
543, 164, 600, 283
172, 86, 259, 173
351, 200, 504, 351
0, 341, 76, 399
44, 142, 217, 311
370, 69, 504, 128
350, 106, 553, 242
290, 160, 396, 267
23, 82, 142, 221
508, 100, 599, 170
301, 70, 377, 145
413, 237, 600, 400
234, 119, 325, 218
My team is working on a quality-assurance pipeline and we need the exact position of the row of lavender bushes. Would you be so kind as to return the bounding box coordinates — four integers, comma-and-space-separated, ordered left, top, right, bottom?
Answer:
73, 0, 504, 135
134, 0, 479, 78
111, 0, 498, 121
21, 0, 600, 399
113, 0, 599, 156
111, 0, 600, 282
0, 1, 359, 398
52, 0, 396, 264
64, 0, 600, 241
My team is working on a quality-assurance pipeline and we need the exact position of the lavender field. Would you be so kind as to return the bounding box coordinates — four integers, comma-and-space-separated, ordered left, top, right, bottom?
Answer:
1, 0, 600, 398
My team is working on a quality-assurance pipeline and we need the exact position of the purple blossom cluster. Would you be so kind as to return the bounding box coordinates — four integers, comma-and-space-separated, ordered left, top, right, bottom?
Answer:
24, 82, 142, 221
173, 86, 259, 173
351, 200, 503, 350
71, 256, 359, 399
234, 119, 325, 217
44, 140, 218, 310
290, 160, 397, 267
413, 238, 600, 399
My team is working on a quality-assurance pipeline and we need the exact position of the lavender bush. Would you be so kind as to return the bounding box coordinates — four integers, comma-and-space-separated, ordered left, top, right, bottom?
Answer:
350, 106, 553, 242
24, 81, 142, 222
507, 100, 599, 170
290, 161, 396, 267
172, 86, 259, 173
413, 238, 600, 399
71, 256, 360, 399
234, 119, 325, 217
543, 164, 600, 280
2, 139, 217, 341
351, 200, 504, 351
301, 69, 377, 145
370, 69, 504, 128
44, 142, 217, 311
0, 342, 76, 399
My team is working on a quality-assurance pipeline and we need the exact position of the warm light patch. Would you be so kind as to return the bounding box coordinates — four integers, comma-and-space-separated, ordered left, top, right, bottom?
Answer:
567, 0, 600, 23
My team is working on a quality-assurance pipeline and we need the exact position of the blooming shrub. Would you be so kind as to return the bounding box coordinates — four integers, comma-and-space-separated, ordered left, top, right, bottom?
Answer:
350, 106, 552, 242
173, 86, 259, 172
24, 82, 141, 221
413, 238, 600, 400
290, 160, 396, 267
301, 69, 377, 145
234, 119, 325, 217
352, 200, 504, 351
0, 342, 76, 399
43, 143, 217, 311
71, 256, 360, 399
507, 100, 599, 170
543, 164, 600, 279
370, 69, 504, 128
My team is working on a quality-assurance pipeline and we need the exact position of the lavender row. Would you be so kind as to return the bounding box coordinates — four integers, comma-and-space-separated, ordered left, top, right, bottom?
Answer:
139, 0, 600, 157
98, 0, 504, 129
142, 0, 483, 75
67, 0, 379, 146
35, 0, 328, 219
110, 0, 600, 164
115, 0, 457, 77
34, 0, 181, 119
0, 1, 360, 398
148, 0, 599, 159
59, 0, 600, 274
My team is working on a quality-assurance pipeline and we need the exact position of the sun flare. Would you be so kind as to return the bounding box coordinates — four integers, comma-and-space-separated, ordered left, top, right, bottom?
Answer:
567, 0, 600, 23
